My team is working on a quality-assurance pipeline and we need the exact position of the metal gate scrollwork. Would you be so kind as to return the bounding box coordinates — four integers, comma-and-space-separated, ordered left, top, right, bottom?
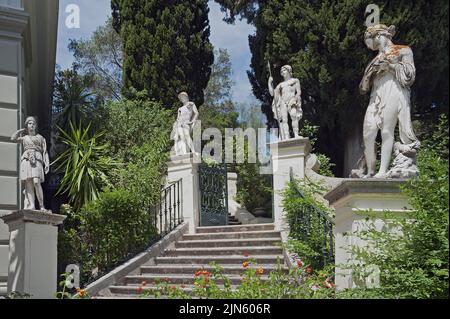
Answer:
199, 163, 229, 226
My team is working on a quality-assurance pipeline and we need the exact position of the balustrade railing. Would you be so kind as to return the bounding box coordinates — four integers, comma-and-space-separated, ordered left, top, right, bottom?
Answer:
289, 169, 335, 268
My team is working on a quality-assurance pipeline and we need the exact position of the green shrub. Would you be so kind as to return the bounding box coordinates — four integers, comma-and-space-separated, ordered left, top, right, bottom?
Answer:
77, 189, 157, 283
283, 178, 335, 270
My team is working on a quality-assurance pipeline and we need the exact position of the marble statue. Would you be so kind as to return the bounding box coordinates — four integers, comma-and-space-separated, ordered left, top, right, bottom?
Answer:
268, 64, 303, 140
359, 24, 420, 178
172, 92, 199, 156
11, 116, 50, 211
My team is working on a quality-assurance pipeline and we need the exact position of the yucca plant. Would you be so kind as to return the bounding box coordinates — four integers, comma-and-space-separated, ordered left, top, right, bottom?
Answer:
53, 122, 115, 211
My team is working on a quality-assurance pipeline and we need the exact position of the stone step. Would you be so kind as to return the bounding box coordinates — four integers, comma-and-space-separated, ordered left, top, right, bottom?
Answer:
155, 255, 284, 265
109, 284, 225, 296
125, 274, 271, 286
175, 238, 281, 248
182, 230, 281, 241
227, 221, 242, 226
164, 246, 283, 257
140, 264, 288, 275
196, 223, 275, 234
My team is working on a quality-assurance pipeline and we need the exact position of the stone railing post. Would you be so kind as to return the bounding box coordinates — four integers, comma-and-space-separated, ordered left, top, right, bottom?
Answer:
324, 179, 413, 291
269, 137, 311, 242
167, 153, 201, 234
0, 210, 66, 299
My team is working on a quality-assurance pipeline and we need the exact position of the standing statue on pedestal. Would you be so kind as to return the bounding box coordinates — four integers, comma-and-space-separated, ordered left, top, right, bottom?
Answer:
358, 24, 420, 178
172, 92, 199, 156
268, 64, 303, 140
11, 116, 50, 211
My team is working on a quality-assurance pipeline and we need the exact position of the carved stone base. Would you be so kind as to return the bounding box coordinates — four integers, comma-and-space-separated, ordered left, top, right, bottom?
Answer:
324, 179, 413, 291
0, 210, 66, 299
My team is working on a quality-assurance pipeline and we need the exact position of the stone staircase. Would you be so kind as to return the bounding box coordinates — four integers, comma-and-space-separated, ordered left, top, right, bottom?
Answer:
98, 223, 286, 298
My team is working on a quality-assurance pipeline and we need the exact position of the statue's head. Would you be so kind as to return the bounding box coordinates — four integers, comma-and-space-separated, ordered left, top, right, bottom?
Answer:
178, 92, 189, 104
25, 116, 37, 133
364, 24, 396, 51
281, 65, 293, 79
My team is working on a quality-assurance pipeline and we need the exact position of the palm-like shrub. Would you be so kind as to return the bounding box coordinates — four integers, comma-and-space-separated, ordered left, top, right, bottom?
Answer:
53, 122, 115, 211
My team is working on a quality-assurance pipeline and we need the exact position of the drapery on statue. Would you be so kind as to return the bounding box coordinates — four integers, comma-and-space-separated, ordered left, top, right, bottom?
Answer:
172, 92, 199, 156
268, 64, 303, 140
11, 116, 50, 211
357, 24, 420, 178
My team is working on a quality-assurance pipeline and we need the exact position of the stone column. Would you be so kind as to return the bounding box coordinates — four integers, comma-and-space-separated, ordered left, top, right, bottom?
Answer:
1, 210, 66, 299
324, 179, 412, 291
269, 137, 312, 242
167, 153, 201, 234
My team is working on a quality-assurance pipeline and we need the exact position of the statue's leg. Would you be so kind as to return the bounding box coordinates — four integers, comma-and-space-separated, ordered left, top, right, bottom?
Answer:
378, 105, 398, 176
33, 177, 46, 211
24, 179, 35, 210
281, 105, 290, 140
184, 127, 195, 154
363, 110, 378, 177
290, 109, 300, 138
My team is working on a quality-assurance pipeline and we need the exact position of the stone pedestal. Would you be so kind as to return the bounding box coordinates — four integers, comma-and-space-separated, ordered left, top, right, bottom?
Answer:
269, 137, 312, 241
0, 210, 66, 299
324, 179, 412, 291
167, 153, 201, 234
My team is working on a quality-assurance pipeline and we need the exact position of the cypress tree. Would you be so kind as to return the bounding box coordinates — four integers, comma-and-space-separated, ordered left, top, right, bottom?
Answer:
112, 0, 214, 108
216, 0, 449, 175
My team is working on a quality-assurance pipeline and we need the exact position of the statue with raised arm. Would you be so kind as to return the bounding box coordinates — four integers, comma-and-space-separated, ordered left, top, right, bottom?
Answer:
268, 64, 303, 140
11, 116, 50, 211
359, 24, 420, 178
172, 92, 199, 156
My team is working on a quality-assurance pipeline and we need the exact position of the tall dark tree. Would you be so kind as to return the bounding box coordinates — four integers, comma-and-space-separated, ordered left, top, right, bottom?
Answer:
111, 0, 214, 109
216, 0, 449, 176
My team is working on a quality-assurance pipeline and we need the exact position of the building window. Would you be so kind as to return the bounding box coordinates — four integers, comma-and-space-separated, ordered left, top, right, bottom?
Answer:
0, 0, 22, 9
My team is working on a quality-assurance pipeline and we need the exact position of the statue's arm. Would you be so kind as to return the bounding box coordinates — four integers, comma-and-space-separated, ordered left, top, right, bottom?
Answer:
268, 76, 275, 97
391, 47, 416, 87
42, 136, 50, 174
295, 79, 302, 105
11, 128, 26, 143
190, 103, 199, 124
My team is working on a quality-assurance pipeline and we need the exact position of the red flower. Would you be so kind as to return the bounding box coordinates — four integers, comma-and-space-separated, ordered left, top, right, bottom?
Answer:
256, 268, 264, 275
297, 260, 304, 268
242, 261, 250, 268
141, 281, 147, 287
243, 252, 250, 257
306, 266, 313, 275
136, 287, 143, 294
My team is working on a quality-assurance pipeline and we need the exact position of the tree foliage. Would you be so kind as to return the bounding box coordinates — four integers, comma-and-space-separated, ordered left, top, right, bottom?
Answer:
111, 0, 214, 108
216, 0, 449, 174
201, 48, 239, 131
69, 18, 123, 101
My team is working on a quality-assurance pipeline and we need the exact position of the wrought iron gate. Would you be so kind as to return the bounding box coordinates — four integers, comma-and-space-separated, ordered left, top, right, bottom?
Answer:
199, 163, 229, 226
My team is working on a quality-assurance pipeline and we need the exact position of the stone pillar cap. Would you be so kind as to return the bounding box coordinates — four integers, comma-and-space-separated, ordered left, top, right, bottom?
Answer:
324, 178, 409, 206
0, 210, 66, 227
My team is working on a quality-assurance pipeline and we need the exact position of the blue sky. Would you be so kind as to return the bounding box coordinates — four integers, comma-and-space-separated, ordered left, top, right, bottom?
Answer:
56, 0, 256, 104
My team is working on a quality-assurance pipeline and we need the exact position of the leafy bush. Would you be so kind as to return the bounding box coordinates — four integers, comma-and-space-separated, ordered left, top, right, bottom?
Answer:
283, 178, 335, 270
235, 141, 272, 215
339, 116, 449, 299
60, 190, 158, 284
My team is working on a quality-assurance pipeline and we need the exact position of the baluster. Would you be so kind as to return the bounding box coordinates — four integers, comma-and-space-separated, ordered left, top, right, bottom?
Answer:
159, 191, 163, 237
178, 180, 181, 223
168, 185, 172, 232
164, 188, 168, 235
